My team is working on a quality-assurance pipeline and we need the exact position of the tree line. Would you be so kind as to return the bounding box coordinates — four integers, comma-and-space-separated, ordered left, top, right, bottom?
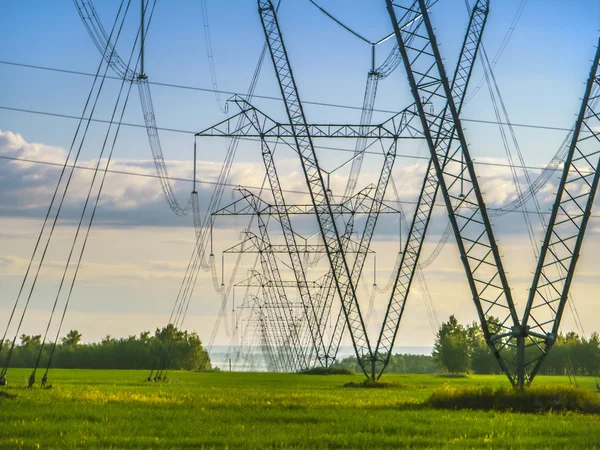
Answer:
0, 324, 212, 371
333, 315, 600, 376
433, 315, 600, 376
334, 353, 437, 374
4, 316, 598, 375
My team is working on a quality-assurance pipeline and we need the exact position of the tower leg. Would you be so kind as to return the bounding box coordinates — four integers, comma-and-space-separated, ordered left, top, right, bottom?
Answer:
516, 333, 525, 389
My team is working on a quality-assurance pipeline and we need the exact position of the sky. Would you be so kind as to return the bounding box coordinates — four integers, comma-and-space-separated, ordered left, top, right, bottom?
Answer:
1, 0, 600, 366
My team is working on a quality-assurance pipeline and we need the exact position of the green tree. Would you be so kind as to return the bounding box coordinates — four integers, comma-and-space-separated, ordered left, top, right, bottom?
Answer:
433, 315, 470, 373
20, 334, 41, 347
101, 335, 115, 345
467, 321, 498, 374
586, 333, 600, 375
61, 330, 82, 347
4, 326, 212, 371
139, 331, 151, 343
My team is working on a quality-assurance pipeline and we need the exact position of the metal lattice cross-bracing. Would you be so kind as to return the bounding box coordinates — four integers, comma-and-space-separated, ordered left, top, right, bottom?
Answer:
238, 187, 310, 370
240, 103, 331, 366
258, 0, 376, 372
521, 40, 600, 385
373, 0, 490, 380
386, 0, 521, 385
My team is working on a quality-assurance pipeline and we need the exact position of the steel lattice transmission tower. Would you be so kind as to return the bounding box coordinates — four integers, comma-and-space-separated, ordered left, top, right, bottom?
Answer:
201, 0, 600, 386
387, 0, 600, 388
201, 0, 489, 377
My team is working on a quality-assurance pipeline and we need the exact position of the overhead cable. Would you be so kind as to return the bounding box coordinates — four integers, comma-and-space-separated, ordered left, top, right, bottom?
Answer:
0, 61, 579, 133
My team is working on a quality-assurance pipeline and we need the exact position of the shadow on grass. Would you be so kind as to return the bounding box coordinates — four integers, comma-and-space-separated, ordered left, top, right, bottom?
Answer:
300, 367, 355, 376
426, 384, 600, 414
343, 380, 407, 389
435, 373, 469, 379
0, 391, 17, 399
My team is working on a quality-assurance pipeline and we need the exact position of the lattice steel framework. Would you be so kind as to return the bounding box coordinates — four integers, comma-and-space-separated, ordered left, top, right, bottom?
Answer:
198, 0, 599, 384
521, 40, 600, 385
258, 0, 377, 373
237, 187, 309, 371
212, 185, 401, 218
373, 0, 490, 379
196, 97, 422, 141
387, 0, 600, 388
205, 103, 404, 371
386, 0, 520, 384
204, 0, 484, 377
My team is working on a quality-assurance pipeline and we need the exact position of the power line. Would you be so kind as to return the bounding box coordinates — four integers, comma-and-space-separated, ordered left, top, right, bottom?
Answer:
0, 104, 577, 173
0, 59, 577, 133
2, 153, 600, 219
0, 105, 194, 135
0, 154, 283, 194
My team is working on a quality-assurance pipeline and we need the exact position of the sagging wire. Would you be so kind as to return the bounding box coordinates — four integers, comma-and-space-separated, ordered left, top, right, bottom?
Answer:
75, 0, 194, 217
200, 0, 227, 113
31, 0, 158, 389
0, 0, 134, 386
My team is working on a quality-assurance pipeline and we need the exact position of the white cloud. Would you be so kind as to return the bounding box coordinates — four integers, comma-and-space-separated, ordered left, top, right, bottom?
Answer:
0, 130, 267, 219
0, 129, 67, 165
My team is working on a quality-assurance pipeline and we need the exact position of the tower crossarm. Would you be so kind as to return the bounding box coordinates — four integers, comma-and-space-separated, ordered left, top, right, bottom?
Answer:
236, 269, 323, 289
373, 0, 490, 379
221, 231, 266, 254
521, 40, 600, 384
225, 234, 376, 256
386, 0, 520, 385
195, 100, 281, 138
213, 187, 401, 217
195, 96, 421, 140
211, 187, 272, 216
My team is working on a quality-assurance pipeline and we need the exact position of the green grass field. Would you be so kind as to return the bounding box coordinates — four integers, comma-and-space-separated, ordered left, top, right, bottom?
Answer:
1, 369, 599, 448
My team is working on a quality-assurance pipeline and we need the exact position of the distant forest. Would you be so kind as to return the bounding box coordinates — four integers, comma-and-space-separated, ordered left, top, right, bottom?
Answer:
3, 316, 599, 376
334, 315, 600, 376
1, 324, 212, 371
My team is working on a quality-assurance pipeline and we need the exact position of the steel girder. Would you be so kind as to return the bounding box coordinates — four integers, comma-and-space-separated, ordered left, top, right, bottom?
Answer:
373, 0, 490, 379
258, 0, 375, 373
520, 41, 600, 385
195, 96, 422, 140
387, 0, 521, 385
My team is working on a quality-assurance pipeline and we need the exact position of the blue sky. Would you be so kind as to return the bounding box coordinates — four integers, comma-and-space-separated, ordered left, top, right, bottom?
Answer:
1, 0, 600, 359
3, 1, 599, 159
